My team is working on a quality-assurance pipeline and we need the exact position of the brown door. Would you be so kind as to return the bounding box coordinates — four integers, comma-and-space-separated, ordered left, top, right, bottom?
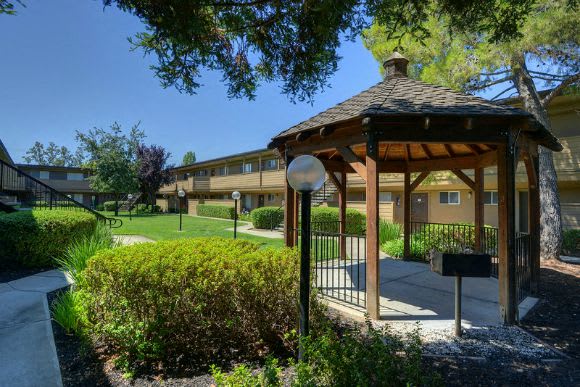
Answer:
411, 193, 428, 223
258, 194, 265, 208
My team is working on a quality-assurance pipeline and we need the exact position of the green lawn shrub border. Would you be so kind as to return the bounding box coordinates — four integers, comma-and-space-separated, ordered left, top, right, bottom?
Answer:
310, 207, 366, 235
196, 204, 235, 219
0, 210, 97, 267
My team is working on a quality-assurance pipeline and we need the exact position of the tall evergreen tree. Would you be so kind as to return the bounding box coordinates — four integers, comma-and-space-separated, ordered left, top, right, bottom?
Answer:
181, 151, 196, 166
363, 0, 579, 259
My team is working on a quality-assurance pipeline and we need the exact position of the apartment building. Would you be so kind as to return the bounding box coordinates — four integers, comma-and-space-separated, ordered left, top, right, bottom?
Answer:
159, 93, 579, 229
158, 148, 286, 214
17, 164, 113, 208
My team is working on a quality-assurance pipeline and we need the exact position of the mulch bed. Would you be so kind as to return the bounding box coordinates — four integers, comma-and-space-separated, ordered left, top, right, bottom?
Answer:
49, 260, 580, 386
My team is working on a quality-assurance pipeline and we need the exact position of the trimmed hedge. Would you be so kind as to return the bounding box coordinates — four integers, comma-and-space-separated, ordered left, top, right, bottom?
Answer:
79, 237, 309, 368
103, 201, 126, 211
196, 204, 235, 219
310, 207, 366, 235
563, 229, 580, 256
251, 206, 283, 229
0, 210, 97, 267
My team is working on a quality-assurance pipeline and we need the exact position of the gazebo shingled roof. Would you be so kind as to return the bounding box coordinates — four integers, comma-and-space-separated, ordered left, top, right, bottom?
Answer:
270, 54, 561, 152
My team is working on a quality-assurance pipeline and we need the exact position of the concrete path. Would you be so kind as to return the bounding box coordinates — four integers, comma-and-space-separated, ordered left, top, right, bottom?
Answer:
0, 270, 72, 387
321, 257, 538, 330
114, 234, 155, 245
225, 223, 284, 239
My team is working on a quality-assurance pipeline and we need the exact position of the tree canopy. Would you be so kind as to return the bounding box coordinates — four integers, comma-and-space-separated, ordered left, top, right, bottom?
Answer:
76, 123, 144, 214
23, 141, 85, 167
137, 144, 175, 206
181, 151, 196, 166
100, 0, 542, 102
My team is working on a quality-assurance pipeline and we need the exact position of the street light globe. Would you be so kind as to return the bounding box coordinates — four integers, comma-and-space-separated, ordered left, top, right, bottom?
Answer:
232, 191, 241, 200
287, 155, 326, 193
128, 194, 133, 200
178, 189, 186, 198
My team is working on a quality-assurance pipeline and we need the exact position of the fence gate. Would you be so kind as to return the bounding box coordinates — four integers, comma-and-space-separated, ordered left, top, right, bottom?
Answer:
311, 225, 367, 308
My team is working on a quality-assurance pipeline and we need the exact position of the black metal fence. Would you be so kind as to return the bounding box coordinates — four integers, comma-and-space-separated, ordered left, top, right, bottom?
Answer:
515, 232, 532, 303
0, 159, 121, 228
409, 222, 499, 277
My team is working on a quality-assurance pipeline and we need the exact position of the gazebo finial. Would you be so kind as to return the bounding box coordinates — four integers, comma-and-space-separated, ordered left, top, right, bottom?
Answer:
383, 51, 409, 78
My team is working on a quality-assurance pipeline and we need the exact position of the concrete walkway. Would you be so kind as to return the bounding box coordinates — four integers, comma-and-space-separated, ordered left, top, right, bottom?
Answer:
225, 223, 284, 239
0, 270, 72, 387
322, 257, 538, 330
114, 234, 155, 245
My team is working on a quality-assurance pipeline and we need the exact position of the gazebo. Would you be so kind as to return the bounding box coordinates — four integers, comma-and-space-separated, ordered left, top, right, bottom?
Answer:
269, 53, 562, 324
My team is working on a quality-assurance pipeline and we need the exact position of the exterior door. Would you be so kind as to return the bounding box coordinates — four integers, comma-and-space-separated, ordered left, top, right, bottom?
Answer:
258, 194, 265, 208
411, 193, 429, 223
519, 191, 529, 233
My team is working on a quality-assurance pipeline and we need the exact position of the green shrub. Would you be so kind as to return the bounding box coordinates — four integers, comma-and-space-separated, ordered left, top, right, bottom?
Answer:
135, 203, 148, 212
310, 207, 366, 235
103, 201, 126, 211
149, 204, 161, 213
79, 237, 312, 369
239, 213, 252, 222
212, 321, 438, 386
197, 204, 235, 219
56, 222, 118, 284
51, 290, 87, 335
95, 204, 104, 211
0, 210, 97, 268
379, 220, 402, 244
251, 206, 284, 229
562, 229, 580, 256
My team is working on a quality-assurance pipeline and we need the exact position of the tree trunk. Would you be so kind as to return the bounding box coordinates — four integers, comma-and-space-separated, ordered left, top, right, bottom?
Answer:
511, 55, 562, 260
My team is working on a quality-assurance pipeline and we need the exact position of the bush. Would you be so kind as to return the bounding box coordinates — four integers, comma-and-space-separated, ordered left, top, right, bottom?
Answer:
95, 204, 104, 211
562, 229, 580, 256
310, 207, 366, 235
197, 204, 235, 219
103, 201, 127, 211
79, 237, 311, 369
135, 203, 148, 212
212, 321, 438, 386
149, 204, 161, 213
0, 210, 97, 268
379, 220, 402, 245
251, 206, 284, 229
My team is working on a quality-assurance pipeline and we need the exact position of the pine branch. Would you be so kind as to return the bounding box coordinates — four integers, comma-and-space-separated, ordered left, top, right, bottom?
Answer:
541, 73, 580, 108
480, 70, 511, 77
470, 76, 513, 91
491, 86, 516, 101
529, 70, 566, 79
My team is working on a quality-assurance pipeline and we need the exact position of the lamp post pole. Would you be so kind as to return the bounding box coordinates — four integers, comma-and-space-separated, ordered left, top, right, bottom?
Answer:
286, 155, 326, 362
128, 194, 133, 221
232, 191, 241, 239
178, 189, 186, 232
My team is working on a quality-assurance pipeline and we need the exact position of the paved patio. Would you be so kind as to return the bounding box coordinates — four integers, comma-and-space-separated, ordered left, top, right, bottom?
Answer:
320, 257, 537, 329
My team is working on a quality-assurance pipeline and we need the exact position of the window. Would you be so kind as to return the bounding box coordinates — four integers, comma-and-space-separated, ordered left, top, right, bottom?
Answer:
193, 170, 207, 177
267, 194, 276, 202
439, 191, 460, 205
244, 163, 252, 173
39, 171, 49, 179
263, 159, 277, 170
379, 192, 392, 202
219, 167, 227, 176
484, 191, 499, 205
67, 172, 84, 181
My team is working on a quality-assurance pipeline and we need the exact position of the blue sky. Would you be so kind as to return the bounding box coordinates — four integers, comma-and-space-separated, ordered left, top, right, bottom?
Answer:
0, 0, 498, 165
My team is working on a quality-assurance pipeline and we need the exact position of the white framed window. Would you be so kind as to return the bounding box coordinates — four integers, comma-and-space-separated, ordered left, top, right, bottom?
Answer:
379, 192, 392, 202
67, 172, 84, 181
439, 191, 460, 205
484, 191, 499, 205
265, 159, 277, 170
244, 163, 252, 173
267, 193, 276, 202
193, 170, 207, 177
39, 171, 50, 179
219, 167, 227, 176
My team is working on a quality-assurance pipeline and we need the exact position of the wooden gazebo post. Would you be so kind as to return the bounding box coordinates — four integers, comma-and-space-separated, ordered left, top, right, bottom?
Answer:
365, 126, 380, 319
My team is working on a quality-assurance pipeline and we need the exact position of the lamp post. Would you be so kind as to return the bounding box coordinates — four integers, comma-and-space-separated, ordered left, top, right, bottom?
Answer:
127, 194, 133, 221
286, 155, 326, 361
178, 189, 186, 231
232, 191, 241, 239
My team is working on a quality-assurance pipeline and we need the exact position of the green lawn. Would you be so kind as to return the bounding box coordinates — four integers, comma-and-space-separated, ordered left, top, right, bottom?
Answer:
100, 212, 285, 248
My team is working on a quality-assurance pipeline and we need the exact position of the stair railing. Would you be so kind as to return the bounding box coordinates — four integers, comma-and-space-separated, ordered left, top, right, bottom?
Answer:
0, 159, 122, 228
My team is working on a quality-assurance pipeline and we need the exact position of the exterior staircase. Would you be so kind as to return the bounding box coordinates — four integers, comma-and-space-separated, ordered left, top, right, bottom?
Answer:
0, 159, 121, 227
118, 192, 142, 211
311, 175, 338, 206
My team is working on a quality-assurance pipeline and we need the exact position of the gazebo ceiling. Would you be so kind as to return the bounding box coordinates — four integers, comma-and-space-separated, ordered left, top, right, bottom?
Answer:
269, 53, 562, 153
